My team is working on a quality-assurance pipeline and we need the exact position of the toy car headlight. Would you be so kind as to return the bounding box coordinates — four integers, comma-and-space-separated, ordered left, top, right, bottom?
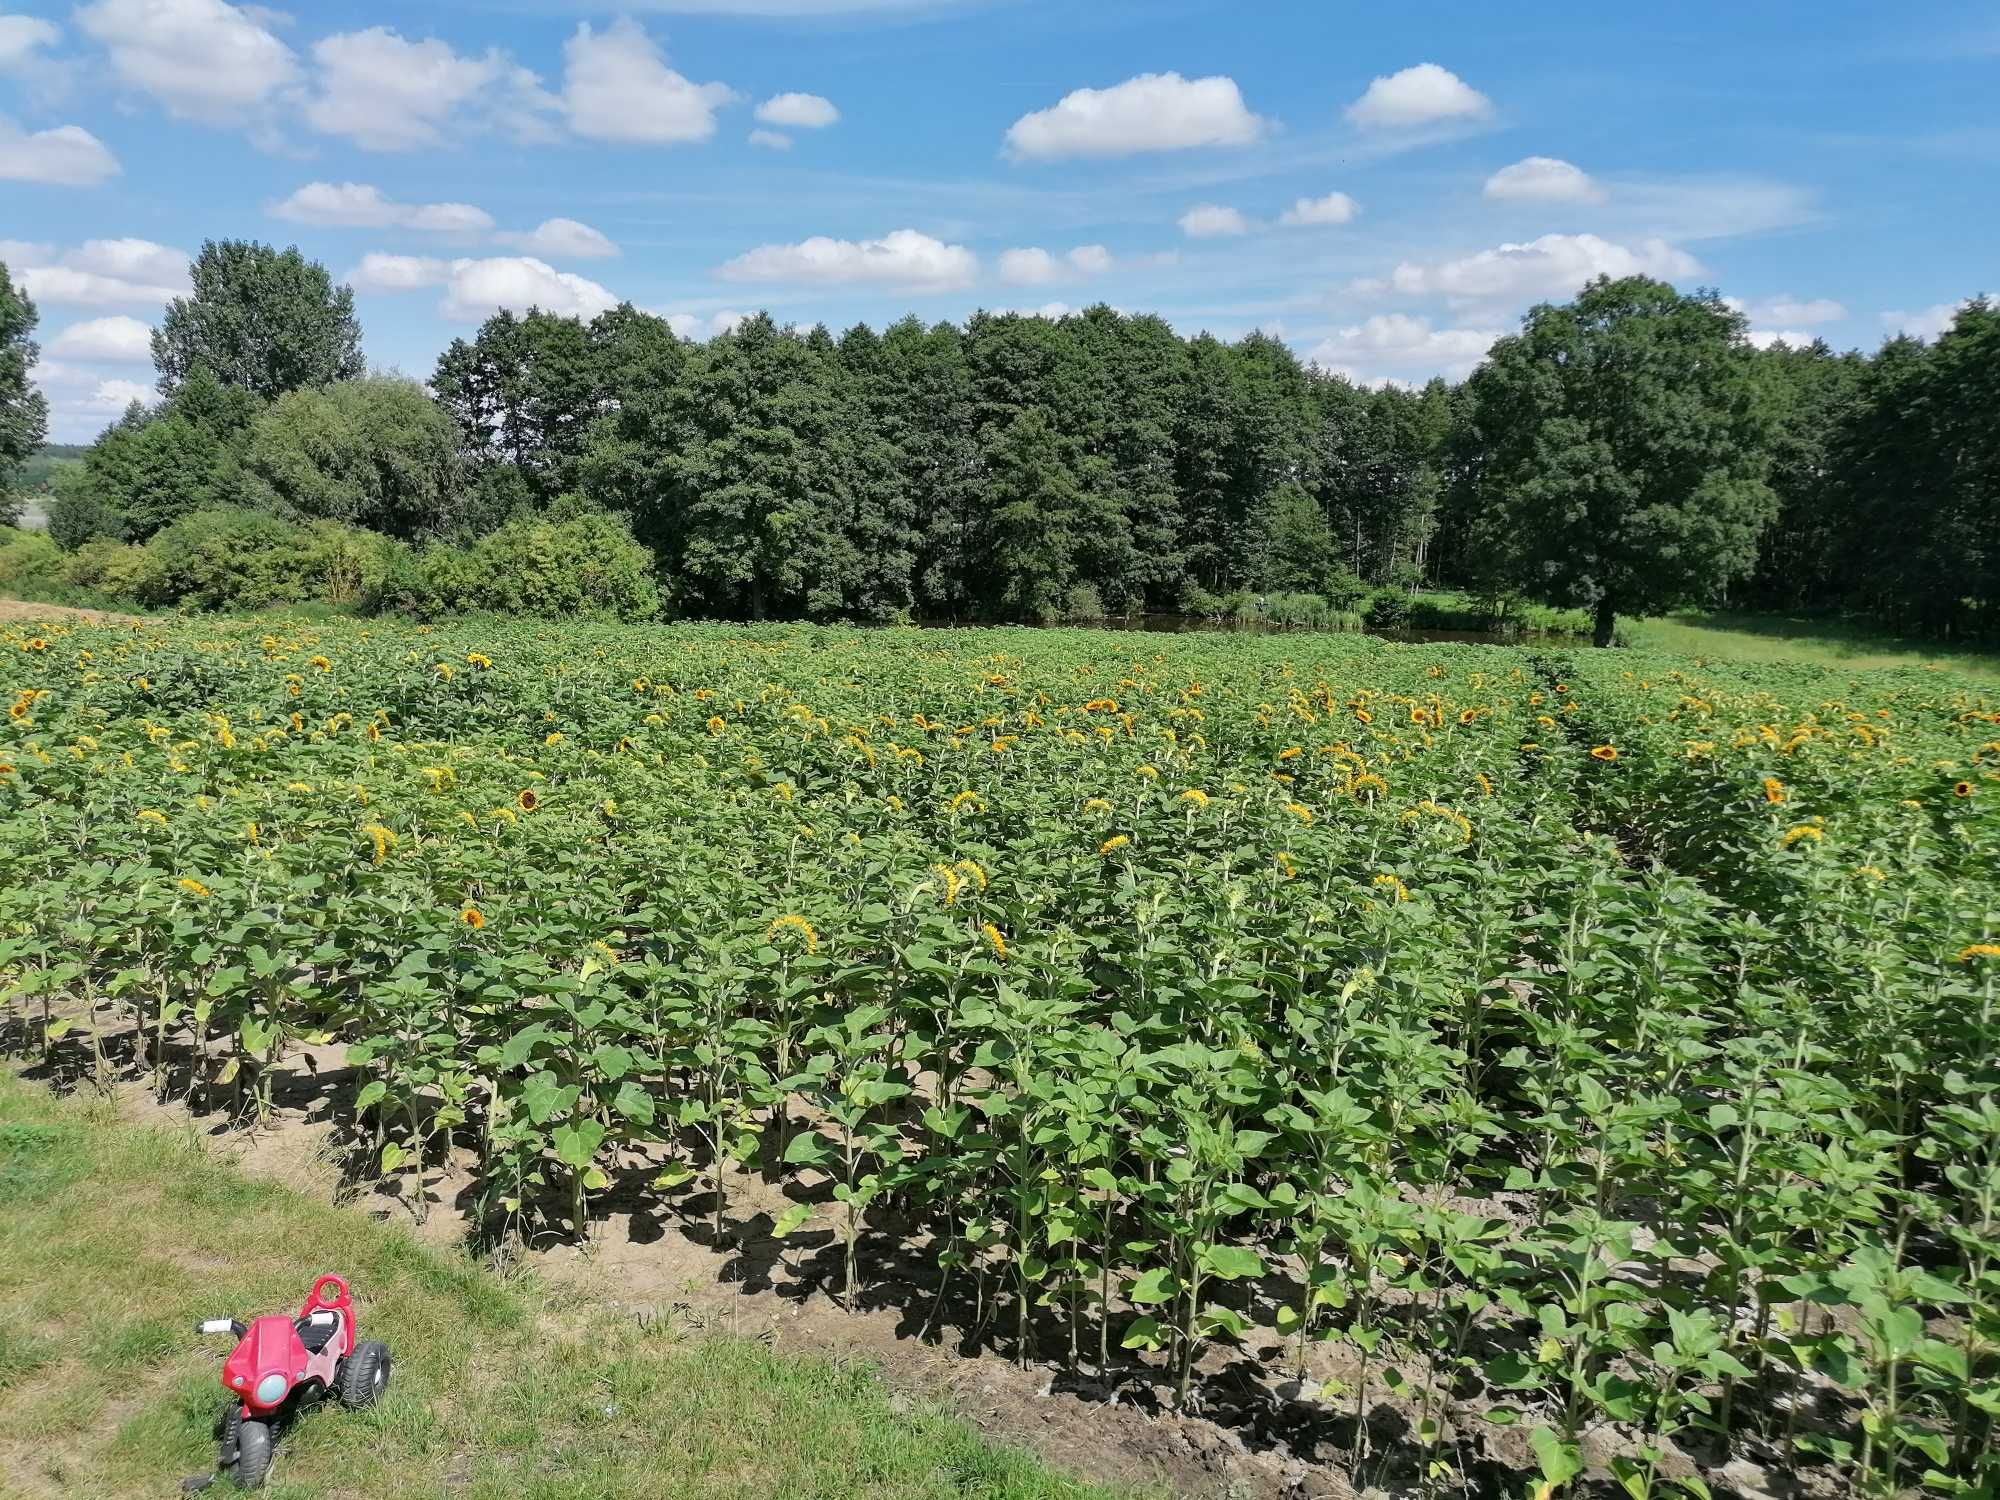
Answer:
255, 1372, 290, 1406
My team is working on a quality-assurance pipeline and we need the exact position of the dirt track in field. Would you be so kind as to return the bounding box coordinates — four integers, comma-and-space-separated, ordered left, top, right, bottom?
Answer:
0, 597, 145, 626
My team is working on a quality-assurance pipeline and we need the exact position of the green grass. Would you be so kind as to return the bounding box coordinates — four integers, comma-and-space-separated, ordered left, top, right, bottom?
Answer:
0, 1074, 1136, 1500
1621, 609, 2000, 677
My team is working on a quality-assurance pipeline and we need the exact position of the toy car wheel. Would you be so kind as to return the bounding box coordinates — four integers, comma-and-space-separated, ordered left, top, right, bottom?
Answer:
337, 1340, 391, 1409
230, 1419, 272, 1490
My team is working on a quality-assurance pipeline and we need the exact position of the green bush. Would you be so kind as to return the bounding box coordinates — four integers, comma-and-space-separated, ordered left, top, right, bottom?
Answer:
135, 509, 401, 612
61, 539, 156, 599
0, 526, 64, 595
45, 471, 131, 552
370, 503, 659, 622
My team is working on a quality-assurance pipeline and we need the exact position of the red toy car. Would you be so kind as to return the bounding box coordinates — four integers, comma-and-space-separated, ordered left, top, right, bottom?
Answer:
184, 1275, 390, 1491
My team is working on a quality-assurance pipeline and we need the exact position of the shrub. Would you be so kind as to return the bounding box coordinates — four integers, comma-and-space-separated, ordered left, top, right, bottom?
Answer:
136, 508, 401, 612
45, 471, 131, 552
61, 539, 156, 598
370, 504, 659, 622
0, 526, 63, 595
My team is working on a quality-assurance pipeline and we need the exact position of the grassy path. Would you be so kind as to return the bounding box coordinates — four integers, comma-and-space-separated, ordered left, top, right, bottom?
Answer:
0, 1072, 1135, 1500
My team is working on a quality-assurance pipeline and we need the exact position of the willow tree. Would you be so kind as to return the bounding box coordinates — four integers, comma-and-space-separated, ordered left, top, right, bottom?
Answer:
1461, 275, 1778, 645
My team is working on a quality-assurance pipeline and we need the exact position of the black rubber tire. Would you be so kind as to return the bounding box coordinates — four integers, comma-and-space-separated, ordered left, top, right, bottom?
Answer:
337, 1340, 391, 1409
231, 1419, 272, 1491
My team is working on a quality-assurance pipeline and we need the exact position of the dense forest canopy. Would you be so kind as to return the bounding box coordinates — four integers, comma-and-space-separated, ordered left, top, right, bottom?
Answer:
6, 238, 1996, 639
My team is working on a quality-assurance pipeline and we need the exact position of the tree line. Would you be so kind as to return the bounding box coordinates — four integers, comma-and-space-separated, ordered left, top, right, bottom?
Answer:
2, 240, 1994, 640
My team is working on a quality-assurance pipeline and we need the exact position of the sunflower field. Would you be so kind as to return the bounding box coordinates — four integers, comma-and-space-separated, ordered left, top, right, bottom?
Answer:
3, 614, 1997, 1498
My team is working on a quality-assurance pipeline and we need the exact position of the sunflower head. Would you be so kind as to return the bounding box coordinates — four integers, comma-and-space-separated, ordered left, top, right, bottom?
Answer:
461, 905, 486, 929
1590, 745, 1618, 762
518, 789, 539, 812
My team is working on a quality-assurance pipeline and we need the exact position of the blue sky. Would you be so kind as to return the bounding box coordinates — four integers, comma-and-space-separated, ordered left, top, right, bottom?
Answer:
2, 0, 1994, 440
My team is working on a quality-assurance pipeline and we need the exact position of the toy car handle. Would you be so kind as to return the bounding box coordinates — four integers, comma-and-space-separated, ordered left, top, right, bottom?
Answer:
309, 1274, 351, 1308
197, 1319, 247, 1337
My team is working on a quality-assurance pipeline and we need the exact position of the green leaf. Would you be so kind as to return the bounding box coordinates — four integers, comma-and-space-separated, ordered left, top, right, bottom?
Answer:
772, 1203, 815, 1239
782, 1131, 831, 1166
1198, 1244, 1266, 1281
1127, 1266, 1178, 1304
1530, 1425, 1583, 1488
1120, 1315, 1166, 1351
611, 1082, 656, 1127
551, 1118, 606, 1169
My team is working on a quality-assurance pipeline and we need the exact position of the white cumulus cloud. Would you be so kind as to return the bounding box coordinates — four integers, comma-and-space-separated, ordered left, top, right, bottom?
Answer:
48, 314, 154, 361
1005, 72, 1266, 160
76, 0, 298, 124
1743, 329, 1819, 351
1483, 156, 1603, 203
718, 229, 976, 292
497, 218, 618, 260
1880, 302, 1969, 341
1179, 203, 1250, 238
562, 18, 737, 145
1725, 294, 1846, 325
665, 309, 748, 340
15, 238, 189, 307
345, 253, 453, 293
80, 376, 158, 414
0, 14, 61, 70
755, 92, 838, 128
270, 182, 495, 234
304, 27, 559, 152
1346, 63, 1491, 129
440, 257, 621, 322
1068, 244, 1112, 274
1365, 232, 1699, 304
0, 116, 119, 185
1279, 191, 1359, 226
997, 248, 1063, 286
748, 128, 791, 150
1306, 313, 1503, 385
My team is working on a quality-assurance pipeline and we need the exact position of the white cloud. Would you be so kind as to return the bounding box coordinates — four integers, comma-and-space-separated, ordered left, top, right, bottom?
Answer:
1306, 313, 1502, 384
665, 308, 748, 340
440, 257, 621, 322
1483, 156, 1603, 203
999, 245, 1116, 285
1005, 72, 1266, 160
76, 0, 298, 124
1880, 302, 1968, 341
748, 128, 791, 150
1346, 63, 1491, 129
1744, 329, 1819, 350
1179, 203, 1250, 238
997, 248, 1062, 286
562, 18, 737, 145
81, 377, 158, 414
304, 27, 559, 152
1279, 191, 1359, 226
1725, 293, 1845, 325
48, 314, 153, 361
612, 0, 957, 9
1366, 232, 1700, 304
0, 238, 53, 266
497, 218, 618, 260
0, 14, 60, 70
345, 253, 452, 293
270, 181, 495, 234
0, 116, 119, 185
15, 238, 189, 307
755, 92, 838, 128
718, 228, 976, 291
